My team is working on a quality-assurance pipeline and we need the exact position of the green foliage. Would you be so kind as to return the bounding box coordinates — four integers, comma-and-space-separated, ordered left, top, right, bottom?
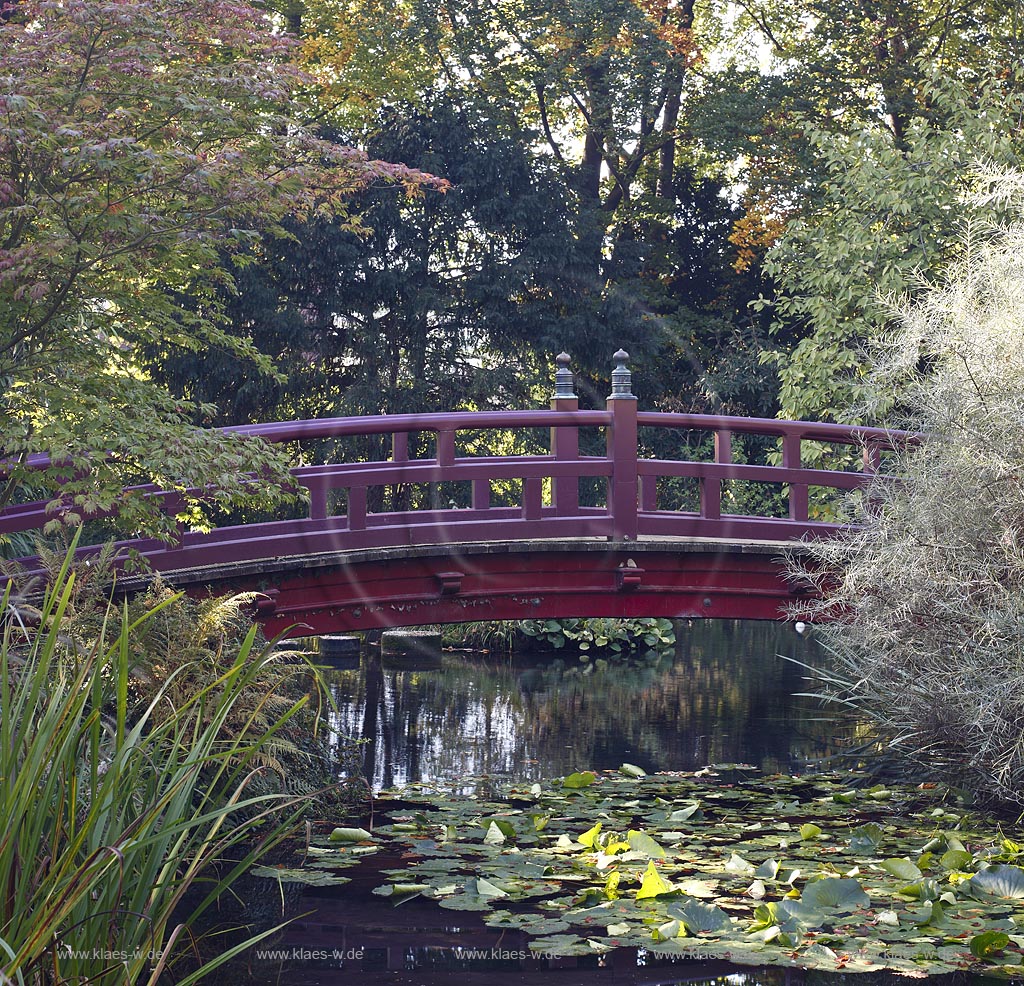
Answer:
760, 74, 1024, 423
304, 768, 1024, 974
0, 0, 435, 535
519, 617, 676, 656
790, 169, 1024, 804
0, 553, 329, 986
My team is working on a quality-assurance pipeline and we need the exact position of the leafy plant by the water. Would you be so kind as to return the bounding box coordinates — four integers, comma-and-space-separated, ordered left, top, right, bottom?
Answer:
297, 767, 1024, 976
443, 618, 676, 657
0, 553, 327, 986
519, 617, 676, 656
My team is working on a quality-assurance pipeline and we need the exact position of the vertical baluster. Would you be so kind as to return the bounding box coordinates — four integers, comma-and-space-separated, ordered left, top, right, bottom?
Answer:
348, 486, 367, 530
783, 432, 808, 522
702, 429, 730, 520
308, 481, 327, 521
640, 473, 657, 511
436, 429, 455, 466
392, 431, 408, 462
523, 477, 543, 520
550, 352, 579, 516
472, 479, 490, 510
606, 350, 639, 541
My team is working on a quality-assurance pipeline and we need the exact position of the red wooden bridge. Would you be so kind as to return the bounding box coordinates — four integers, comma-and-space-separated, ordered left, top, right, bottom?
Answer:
1, 353, 903, 636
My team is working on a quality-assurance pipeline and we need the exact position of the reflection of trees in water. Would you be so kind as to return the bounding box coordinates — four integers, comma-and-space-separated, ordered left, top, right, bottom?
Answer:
326, 621, 857, 789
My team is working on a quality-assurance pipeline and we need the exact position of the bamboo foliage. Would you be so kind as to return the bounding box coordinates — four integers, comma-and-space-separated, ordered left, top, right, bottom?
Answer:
790, 170, 1024, 804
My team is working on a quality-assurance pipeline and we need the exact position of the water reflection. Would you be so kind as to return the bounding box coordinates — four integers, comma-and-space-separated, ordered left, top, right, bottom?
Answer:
322, 621, 857, 791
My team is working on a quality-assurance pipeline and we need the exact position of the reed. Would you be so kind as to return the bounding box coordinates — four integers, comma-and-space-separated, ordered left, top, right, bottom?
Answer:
0, 550, 321, 986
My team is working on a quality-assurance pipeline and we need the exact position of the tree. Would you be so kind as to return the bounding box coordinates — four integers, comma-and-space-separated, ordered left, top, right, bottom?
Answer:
760, 74, 1024, 423
707, 0, 1024, 422
792, 170, 1024, 804
145, 103, 593, 424
0, 0, 436, 537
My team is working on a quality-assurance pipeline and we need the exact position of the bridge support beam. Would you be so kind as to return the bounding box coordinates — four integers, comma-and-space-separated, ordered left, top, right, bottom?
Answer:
174, 539, 808, 638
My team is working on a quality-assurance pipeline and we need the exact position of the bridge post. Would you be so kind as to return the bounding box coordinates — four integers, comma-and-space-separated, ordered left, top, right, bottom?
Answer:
782, 431, 809, 522
606, 350, 639, 541
550, 352, 579, 516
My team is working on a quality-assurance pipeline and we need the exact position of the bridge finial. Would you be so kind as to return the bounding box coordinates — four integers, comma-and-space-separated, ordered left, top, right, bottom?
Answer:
609, 349, 635, 400
553, 352, 576, 399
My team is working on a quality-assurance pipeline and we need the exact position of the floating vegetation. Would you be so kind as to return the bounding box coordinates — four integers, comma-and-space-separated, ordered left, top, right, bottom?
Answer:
264, 768, 1024, 976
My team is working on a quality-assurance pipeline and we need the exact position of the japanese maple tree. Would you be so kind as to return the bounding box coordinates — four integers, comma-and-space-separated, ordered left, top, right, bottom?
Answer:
0, 0, 437, 536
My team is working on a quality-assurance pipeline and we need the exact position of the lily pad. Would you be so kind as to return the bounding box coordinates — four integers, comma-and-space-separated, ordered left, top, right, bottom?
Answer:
563, 771, 597, 789
881, 857, 923, 881
250, 865, 352, 886
329, 826, 373, 843
968, 865, 1024, 900
801, 877, 870, 912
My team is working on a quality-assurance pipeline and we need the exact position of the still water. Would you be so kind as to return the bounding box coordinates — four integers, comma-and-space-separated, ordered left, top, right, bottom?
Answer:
322, 620, 857, 791
246, 622, 995, 986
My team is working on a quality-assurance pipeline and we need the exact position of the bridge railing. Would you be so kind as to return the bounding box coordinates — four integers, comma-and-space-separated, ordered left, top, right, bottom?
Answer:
0, 352, 910, 573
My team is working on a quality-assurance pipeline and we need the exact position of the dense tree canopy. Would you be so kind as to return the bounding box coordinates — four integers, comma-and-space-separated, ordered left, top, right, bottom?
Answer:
5, 0, 1022, 547
0, 0, 435, 534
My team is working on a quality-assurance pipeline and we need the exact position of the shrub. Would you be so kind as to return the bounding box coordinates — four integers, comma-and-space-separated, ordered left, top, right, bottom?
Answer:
791, 169, 1024, 804
519, 617, 676, 656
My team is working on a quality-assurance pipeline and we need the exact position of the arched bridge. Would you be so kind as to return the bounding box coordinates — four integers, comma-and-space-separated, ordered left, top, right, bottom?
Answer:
1, 353, 905, 635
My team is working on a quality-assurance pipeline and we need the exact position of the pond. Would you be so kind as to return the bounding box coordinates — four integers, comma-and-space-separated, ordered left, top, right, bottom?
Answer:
323, 620, 856, 791
242, 621, 1013, 986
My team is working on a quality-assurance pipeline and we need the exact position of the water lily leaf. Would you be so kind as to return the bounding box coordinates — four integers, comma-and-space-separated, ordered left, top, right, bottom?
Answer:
909, 900, 947, 927
329, 826, 373, 843
677, 878, 719, 898
577, 821, 603, 848
627, 830, 665, 857
748, 879, 766, 899
970, 931, 1010, 958
747, 925, 781, 943
774, 898, 825, 933
940, 849, 972, 871
620, 763, 647, 778
881, 857, 923, 881
801, 878, 869, 912
877, 909, 901, 926
899, 878, 941, 900
968, 865, 1024, 900
670, 898, 733, 934
653, 918, 684, 941
528, 933, 590, 956
802, 943, 840, 964
637, 860, 674, 899
606, 921, 632, 936
725, 853, 756, 875
251, 866, 351, 886
754, 858, 780, 879
474, 877, 508, 898
669, 802, 703, 822
486, 911, 570, 934
373, 882, 430, 898
563, 771, 597, 789
750, 902, 778, 931
800, 823, 822, 841
438, 894, 492, 911
483, 821, 509, 845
